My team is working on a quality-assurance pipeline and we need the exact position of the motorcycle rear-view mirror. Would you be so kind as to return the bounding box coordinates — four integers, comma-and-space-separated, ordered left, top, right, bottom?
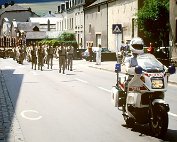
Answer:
168, 65, 176, 74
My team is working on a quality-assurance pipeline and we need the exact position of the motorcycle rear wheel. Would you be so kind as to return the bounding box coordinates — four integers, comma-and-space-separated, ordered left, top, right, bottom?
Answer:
150, 105, 168, 138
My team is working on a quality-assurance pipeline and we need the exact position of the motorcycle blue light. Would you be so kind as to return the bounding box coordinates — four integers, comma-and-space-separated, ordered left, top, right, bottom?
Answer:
115, 63, 121, 72
135, 66, 142, 74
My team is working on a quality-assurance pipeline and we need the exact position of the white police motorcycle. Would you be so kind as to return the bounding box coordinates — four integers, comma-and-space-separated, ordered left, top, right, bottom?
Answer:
111, 53, 176, 138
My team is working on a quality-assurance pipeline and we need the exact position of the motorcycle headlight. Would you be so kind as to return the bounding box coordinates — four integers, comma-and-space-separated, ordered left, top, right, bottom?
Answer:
151, 78, 164, 89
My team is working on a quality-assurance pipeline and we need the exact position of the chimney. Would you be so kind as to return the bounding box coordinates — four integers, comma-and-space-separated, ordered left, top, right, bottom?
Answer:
4, 3, 9, 8
61, 3, 65, 12
65, 1, 69, 9
58, 5, 61, 13
69, 0, 71, 8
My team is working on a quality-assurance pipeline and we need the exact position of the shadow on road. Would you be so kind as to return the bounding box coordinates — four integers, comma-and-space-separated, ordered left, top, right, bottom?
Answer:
0, 69, 24, 141
122, 123, 177, 142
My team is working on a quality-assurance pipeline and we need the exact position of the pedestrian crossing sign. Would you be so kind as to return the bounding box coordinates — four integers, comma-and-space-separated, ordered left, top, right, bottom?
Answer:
112, 24, 122, 34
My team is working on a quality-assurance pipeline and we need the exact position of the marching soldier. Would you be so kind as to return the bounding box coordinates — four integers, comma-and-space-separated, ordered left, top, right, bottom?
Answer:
67, 45, 74, 71
31, 45, 37, 70
65, 43, 69, 69
38, 44, 45, 71
47, 45, 54, 69
58, 43, 67, 74
19, 46, 25, 64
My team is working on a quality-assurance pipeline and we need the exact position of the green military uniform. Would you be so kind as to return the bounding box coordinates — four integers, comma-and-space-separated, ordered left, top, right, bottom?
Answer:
67, 46, 74, 71
47, 46, 54, 69
58, 44, 67, 74
38, 46, 45, 71
31, 46, 37, 70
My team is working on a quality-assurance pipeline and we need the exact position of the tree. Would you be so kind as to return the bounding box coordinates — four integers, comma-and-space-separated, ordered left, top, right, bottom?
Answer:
39, 32, 78, 48
136, 0, 169, 46
58, 32, 78, 48
58, 32, 76, 41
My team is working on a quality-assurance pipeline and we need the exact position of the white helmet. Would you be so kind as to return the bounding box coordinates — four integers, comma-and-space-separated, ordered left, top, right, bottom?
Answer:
130, 37, 144, 54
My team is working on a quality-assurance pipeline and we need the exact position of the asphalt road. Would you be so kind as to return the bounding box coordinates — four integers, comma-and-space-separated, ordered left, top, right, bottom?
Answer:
0, 58, 177, 142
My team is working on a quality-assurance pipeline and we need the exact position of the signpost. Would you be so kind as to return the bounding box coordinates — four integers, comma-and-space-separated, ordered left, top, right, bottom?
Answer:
112, 24, 122, 63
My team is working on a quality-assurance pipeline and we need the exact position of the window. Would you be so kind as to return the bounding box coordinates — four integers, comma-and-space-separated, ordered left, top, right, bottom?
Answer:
89, 24, 91, 33
72, 18, 73, 29
33, 26, 39, 31
132, 18, 135, 38
176, 20, 177, 43
98, 5, 100, 12
96, 34, 101, 47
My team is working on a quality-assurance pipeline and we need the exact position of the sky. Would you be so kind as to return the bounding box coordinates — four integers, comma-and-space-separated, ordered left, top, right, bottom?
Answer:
0, 0, 63, 5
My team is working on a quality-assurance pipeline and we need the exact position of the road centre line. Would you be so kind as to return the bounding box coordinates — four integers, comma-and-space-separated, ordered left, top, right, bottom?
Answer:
75, 78, 88, 84
98, 86, 112, 93
168, 112, 177, 118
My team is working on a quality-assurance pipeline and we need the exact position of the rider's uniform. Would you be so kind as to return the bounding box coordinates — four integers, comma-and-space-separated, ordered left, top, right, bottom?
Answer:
125, 54, 138, 69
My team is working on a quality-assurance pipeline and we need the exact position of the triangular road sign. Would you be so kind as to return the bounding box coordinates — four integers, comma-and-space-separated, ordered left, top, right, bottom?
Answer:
112, 24, 122, 34
113, 25, 121, 33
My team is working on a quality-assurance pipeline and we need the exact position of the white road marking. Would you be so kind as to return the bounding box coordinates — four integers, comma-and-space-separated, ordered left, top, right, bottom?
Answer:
98, 86, 111, 93
168, 112, 177, 118
21, 110, 42, 120
75, 78, 88, 84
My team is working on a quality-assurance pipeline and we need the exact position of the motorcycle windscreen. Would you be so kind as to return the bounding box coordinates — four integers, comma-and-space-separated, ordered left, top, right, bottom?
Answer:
137, 54, 165, 73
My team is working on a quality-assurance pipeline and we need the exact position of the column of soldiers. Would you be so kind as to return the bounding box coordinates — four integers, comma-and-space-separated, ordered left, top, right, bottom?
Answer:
57, 42, 74, 74
12, 42, 74, 73
12, 45, 25, 64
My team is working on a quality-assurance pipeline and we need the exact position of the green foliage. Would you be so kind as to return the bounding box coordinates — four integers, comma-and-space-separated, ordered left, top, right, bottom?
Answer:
136, 0, 169, 46
58, 32, 76, 41
39, 32, 78, 48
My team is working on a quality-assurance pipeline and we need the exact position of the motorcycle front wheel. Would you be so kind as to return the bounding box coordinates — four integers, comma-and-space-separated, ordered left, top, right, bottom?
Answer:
150, 105, 168, 138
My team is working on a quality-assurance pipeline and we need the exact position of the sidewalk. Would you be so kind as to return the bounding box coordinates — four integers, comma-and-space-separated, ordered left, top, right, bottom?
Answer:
85, 60, 177, 85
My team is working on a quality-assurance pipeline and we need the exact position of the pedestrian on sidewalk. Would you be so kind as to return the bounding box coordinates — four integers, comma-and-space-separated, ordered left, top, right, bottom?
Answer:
88, 44, 93, 62
96, 44, 102, 65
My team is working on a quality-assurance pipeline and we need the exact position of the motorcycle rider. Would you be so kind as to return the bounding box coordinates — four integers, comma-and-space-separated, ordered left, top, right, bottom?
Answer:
124, 37, 144, 93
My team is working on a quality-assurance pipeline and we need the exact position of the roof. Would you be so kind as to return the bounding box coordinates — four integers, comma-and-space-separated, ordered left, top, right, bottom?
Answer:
29, 17, 61, 25
0, 4, 29, 15
26, 31, 47, 39
15, 22, 40, 32
43, 12, 56, 17
85, 0, 108, 9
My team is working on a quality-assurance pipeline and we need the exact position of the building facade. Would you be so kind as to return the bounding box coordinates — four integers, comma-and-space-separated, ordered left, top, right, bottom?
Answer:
84, 0, 143, 52
56, 0, 96, 49
84, 0, 108, 49
108, 0, 143, 52
0, 4, 38, 36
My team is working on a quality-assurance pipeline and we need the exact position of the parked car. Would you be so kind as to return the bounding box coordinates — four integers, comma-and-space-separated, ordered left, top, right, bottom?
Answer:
75, 48, 87, 59
82, 47, 116, 61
